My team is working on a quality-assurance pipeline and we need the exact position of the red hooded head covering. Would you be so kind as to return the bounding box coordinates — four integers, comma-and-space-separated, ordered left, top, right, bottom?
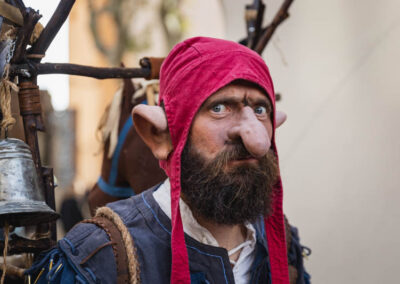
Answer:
159, 37, 289, 283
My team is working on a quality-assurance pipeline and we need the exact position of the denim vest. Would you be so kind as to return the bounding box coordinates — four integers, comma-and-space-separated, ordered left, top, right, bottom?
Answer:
27, 186, 310, 283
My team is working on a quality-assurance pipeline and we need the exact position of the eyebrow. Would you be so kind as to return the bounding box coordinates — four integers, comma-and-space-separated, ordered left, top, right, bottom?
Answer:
203, 96, 272, 109
248, 98, 271, 108
204, 97, 242, 107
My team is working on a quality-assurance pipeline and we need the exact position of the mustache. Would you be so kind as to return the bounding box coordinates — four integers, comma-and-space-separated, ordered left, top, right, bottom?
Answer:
208, 141, 258, 166
213, 141, 254, 162
200, 141, 270, 181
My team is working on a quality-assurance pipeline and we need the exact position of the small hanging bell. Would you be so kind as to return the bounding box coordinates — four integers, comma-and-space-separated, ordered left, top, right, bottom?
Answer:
0, 138, 58, 227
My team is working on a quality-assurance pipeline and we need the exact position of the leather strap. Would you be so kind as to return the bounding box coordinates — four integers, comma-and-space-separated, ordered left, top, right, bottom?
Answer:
139, 57, 165, 80
0, 2, 23, 26
82, 216, 130, 284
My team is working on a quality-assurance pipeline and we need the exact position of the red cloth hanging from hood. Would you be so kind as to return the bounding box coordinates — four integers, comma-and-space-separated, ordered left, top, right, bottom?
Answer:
159, 36, 289, 283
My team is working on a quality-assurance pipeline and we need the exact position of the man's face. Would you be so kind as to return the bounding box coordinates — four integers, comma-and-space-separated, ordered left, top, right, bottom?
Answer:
180, 82, 279, 225
190, 82, 273, 166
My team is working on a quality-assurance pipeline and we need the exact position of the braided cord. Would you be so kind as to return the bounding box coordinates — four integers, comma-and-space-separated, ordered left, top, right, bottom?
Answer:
0, 64, 18, 132
95, 207, 140, 284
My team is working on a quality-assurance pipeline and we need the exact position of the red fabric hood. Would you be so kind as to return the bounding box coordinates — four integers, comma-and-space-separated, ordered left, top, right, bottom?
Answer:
159, 37, 289, 283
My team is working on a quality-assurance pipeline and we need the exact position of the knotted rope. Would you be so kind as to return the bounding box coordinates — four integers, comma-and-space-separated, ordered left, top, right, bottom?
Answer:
0, 64, 18, 133
95, 207, 140, 284
1, 222, 10, 284
0, 27, 18, 134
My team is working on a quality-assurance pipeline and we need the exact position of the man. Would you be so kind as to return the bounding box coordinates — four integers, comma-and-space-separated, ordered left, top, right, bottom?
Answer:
27, 37, 309, 283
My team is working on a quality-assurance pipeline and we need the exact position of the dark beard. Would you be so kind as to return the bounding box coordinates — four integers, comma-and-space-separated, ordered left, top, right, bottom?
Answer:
180, 140, 279, 225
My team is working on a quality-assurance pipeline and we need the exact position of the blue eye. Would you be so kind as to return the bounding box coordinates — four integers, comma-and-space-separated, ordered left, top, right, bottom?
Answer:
211, 104, 226, 113
254, 106, 267, 115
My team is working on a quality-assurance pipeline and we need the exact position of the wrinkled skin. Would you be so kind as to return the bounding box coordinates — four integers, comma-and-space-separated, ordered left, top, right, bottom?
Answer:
190, 82, 273, 166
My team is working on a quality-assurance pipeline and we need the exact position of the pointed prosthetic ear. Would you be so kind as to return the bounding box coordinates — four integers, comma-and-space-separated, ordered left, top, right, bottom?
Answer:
275, 111, 287, 128
132, 105, 173, 160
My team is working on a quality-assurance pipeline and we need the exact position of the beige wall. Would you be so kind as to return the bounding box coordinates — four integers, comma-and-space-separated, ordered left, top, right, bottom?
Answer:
69, 0, 400, 282
224, 0, 400, 283
69, 0, 118, 194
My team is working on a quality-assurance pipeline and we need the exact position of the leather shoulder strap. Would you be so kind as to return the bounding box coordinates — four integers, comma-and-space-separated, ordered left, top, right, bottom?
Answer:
82, 216, 130, 284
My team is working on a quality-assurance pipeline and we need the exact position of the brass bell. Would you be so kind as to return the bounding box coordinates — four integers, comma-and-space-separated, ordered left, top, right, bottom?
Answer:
0, 138, 58, 227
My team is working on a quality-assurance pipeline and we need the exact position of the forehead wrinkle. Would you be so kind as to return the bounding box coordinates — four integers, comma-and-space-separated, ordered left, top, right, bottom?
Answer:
199, 84, 272, 113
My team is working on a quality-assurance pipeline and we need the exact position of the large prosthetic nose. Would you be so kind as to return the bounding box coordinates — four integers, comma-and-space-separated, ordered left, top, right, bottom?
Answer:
227, 107, 271, 158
